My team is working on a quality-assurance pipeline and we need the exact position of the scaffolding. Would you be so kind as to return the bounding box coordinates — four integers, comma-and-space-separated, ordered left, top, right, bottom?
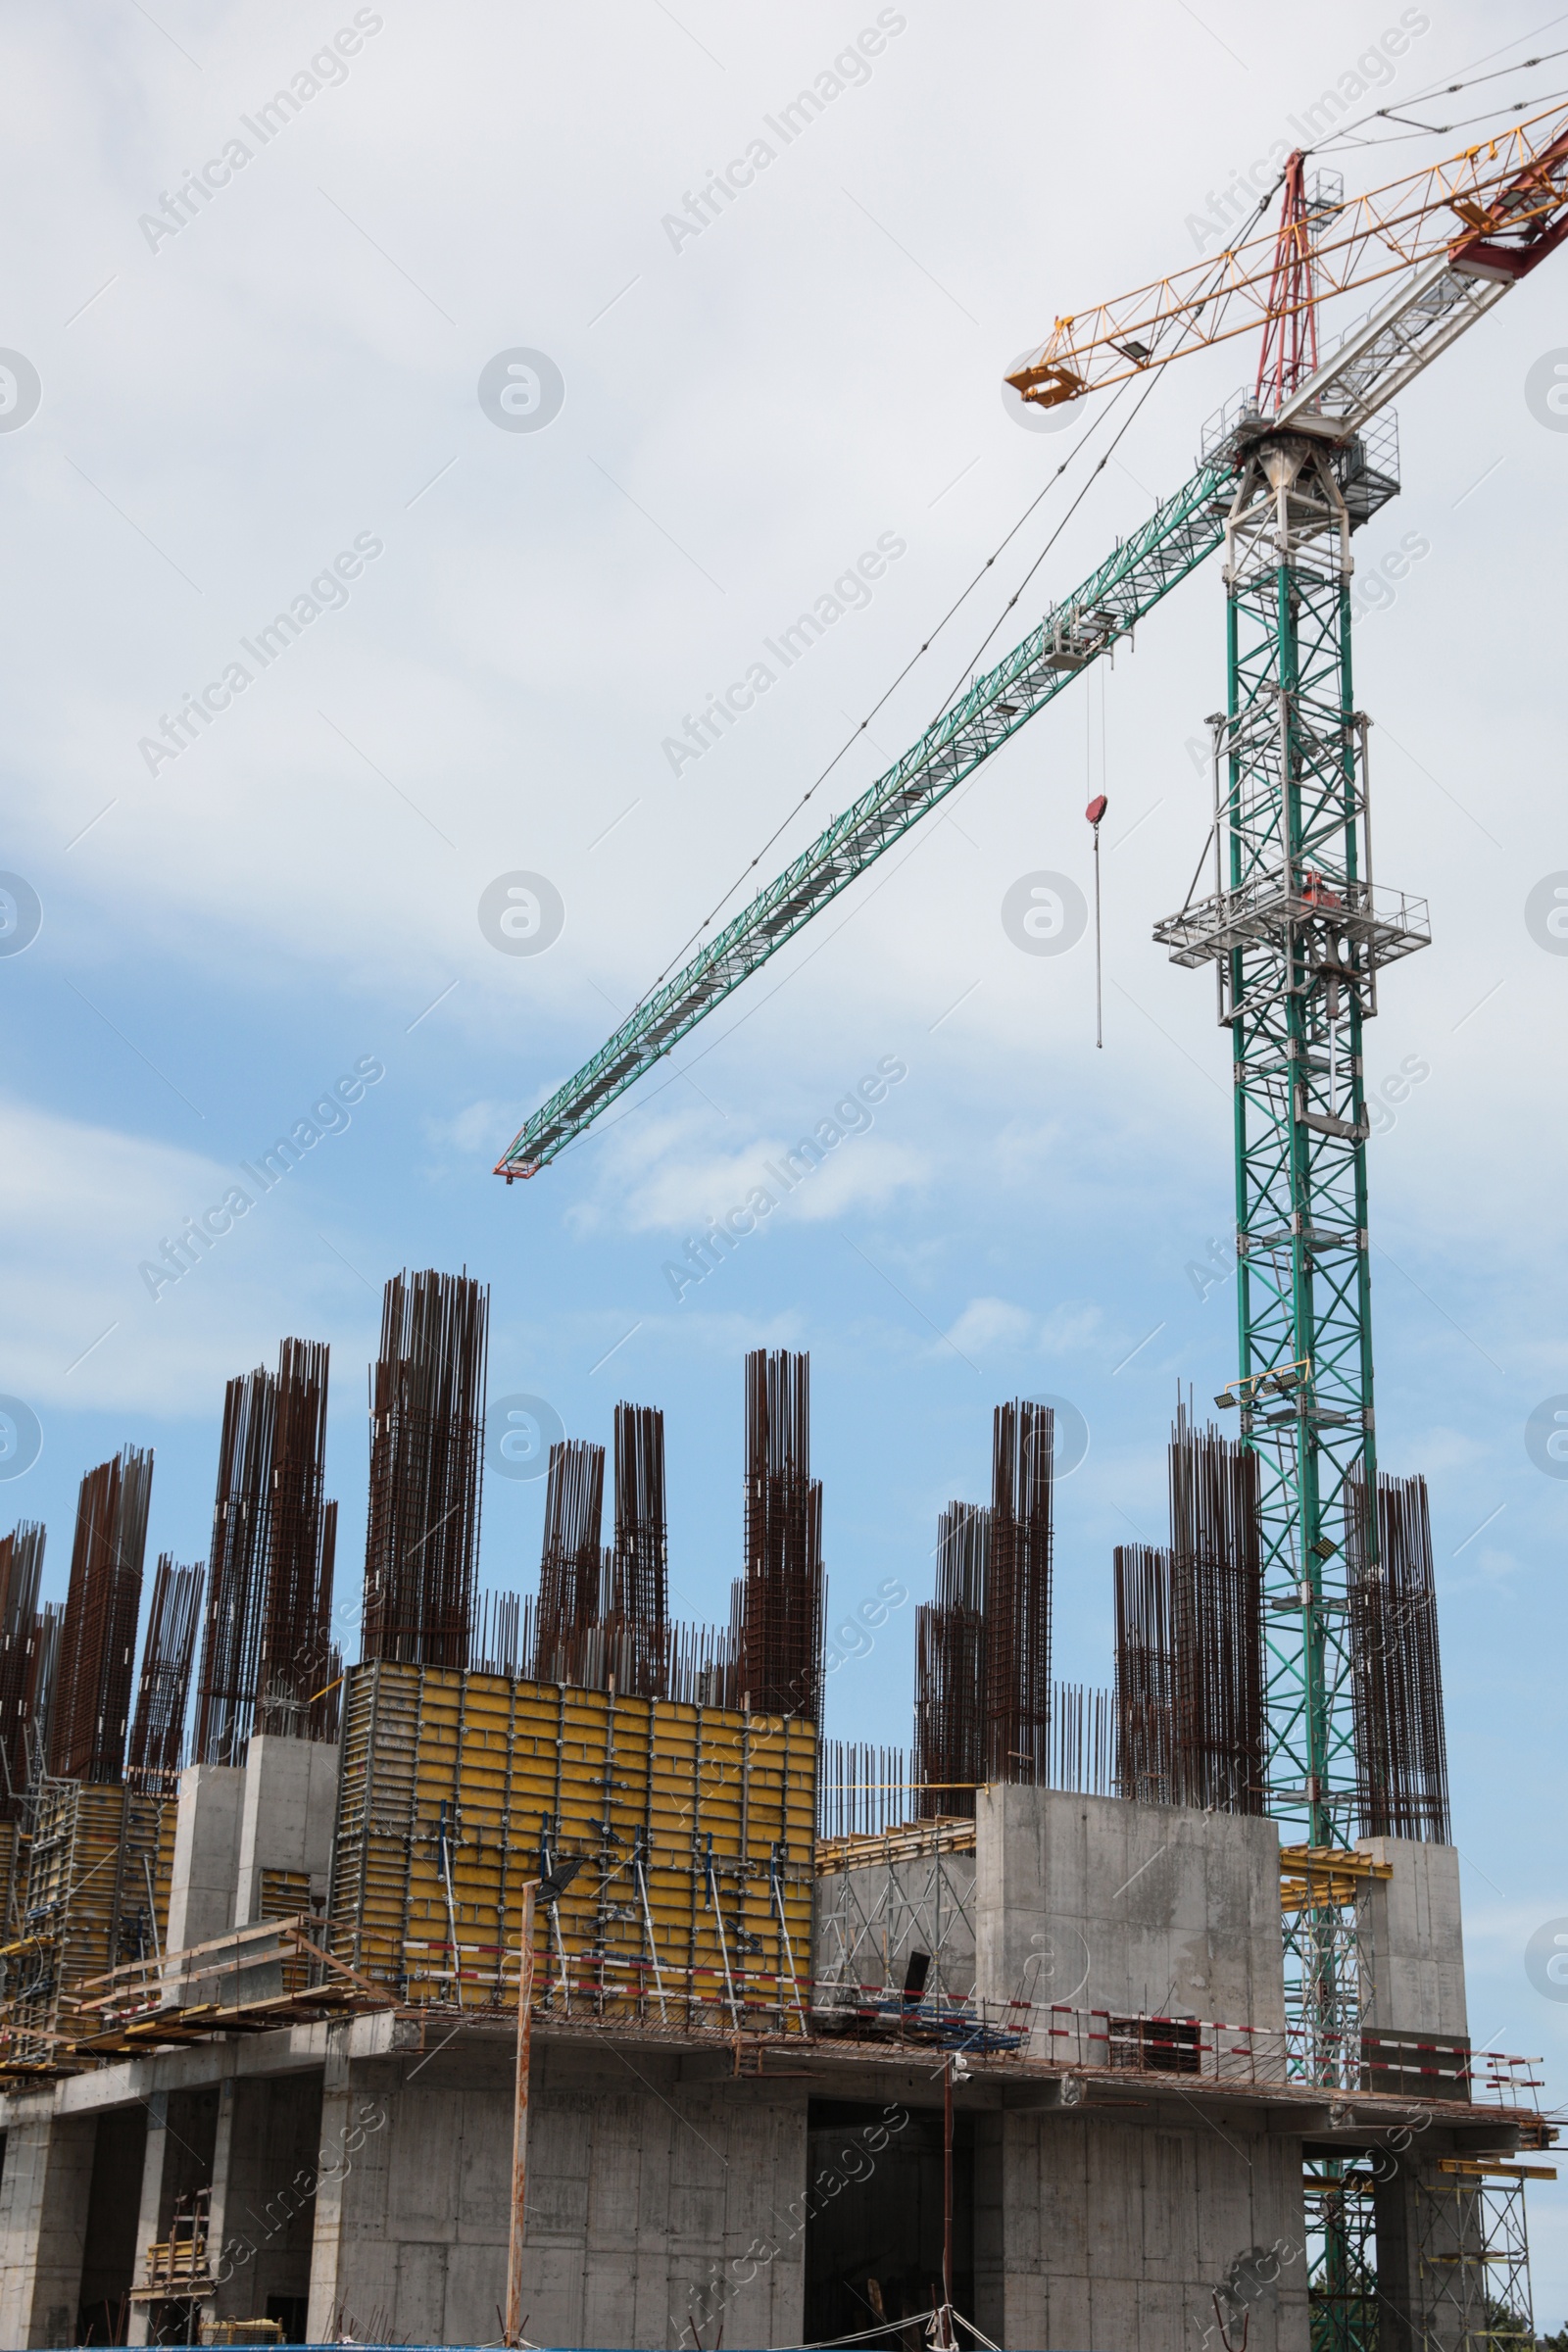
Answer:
1304, 2157, 1380, 2352
814, 1818, 976, 2005
2, 1779, 170, 2059
1414, 2163, 1538, 2351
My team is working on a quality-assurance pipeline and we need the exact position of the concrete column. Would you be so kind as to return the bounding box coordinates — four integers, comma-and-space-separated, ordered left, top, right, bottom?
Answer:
77, 2107, 147, 2342
968, 2103, 1308, 2351
201, 2077, 238, 2330
1355, 1839, 1468, 2037
124, 2092, 169, 2347
0, 2111, 96, 2347
306, 2038, 400, 2341
204, 2075, 324, 2328
233, 1739, 339, 1929
975, 1786, 1287, 2036
166, 1765, 245, 1954
1371, 2151, 1480, 2352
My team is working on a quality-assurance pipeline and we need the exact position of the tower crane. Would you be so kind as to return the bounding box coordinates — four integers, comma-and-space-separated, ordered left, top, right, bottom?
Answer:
495, 97, 1568, 1880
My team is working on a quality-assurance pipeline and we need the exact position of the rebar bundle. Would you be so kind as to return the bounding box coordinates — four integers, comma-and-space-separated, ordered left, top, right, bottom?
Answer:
0, 1525, 45, 1818
127, 1556, 205, 1795
738, 1349, 825, 1725
1348, 1468, 1450, 1840
477, 1585, 737, 1707
531, 1440, 607, 1684
362, 1269, 488, 1669
1112, 1410, 1264, 1814
51, 1447, 154, 1784
985, 1399, 1054, 1783
195, 1364, 277, 1765
473, 1588, 523, 1677
25, 1603, 65, 1782
256, 1340, 338, 1739
1050, 1681, 1113, 1796
1168, 1401, 1264, 1814
609, 1402, 668, 1698
818, 1740, 910, 1839
1113, 1544, 1175, 1805
913, 1500, 990, 1819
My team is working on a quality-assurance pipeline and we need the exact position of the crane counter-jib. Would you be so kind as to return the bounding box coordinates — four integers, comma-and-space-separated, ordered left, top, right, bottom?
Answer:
496, 455, 1232, 1179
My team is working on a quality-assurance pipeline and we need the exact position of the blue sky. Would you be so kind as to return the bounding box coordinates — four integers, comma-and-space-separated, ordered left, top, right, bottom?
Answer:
3, 0, 1567, 2317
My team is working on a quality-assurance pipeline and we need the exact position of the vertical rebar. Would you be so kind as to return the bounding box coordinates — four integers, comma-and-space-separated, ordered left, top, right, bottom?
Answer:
362, 1269, 488, 1669
51, 1448, 153, 1783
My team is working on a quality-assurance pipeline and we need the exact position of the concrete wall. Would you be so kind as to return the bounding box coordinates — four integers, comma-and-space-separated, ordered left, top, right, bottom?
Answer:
973, 2104, 1309, 2352
77, 2107, 147, 2340
124, 2082, 222, 2345
168, 1741, 341, 1960
209, 2073, 324, 2328
974, 1787, 1286, 2033
167, 1764, 245, 1954
307, 2034, 807, 2349
1356, 1838, 1467, 2038
0, 2108, 97, 2347
234, 1739, 339, 1930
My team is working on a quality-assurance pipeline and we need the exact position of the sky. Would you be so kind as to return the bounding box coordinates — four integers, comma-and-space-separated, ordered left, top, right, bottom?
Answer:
3, 0, 1568, 2318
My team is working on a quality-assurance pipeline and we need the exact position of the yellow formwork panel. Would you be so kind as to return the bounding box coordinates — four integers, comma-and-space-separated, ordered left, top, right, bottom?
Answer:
328, 1660, 816, 2028
13, 1781, 166, 2044
153, 1795, 176, 1951
0, 1824, 17, 1941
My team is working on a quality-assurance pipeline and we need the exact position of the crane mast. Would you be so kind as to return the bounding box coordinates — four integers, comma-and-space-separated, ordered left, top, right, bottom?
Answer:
1147, 163, 1437, 2108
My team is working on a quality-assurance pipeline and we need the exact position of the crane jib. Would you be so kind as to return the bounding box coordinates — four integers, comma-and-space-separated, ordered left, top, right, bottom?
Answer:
495, 459, 1231, 1179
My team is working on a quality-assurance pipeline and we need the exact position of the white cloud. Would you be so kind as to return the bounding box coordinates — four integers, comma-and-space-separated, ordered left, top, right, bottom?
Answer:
946, 1297, 1034, 1354
0, 1096, 376, 1416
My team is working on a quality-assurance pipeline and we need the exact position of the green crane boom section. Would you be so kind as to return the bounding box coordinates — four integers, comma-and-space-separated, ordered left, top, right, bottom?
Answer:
495, 457, 1230, 1178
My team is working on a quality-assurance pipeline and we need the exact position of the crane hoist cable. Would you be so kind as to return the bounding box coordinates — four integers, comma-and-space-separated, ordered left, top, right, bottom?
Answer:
637, 181, 1282, 1009
638, 364, 1151, 1004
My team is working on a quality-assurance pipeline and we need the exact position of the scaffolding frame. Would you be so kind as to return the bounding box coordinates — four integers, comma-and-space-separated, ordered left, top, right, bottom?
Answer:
1304, 2158, 1380, 2352
814, 1830, 976, 2005
1413, 2168, 1535, 2351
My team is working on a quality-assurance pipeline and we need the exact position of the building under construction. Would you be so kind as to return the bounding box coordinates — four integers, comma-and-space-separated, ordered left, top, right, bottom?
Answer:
0, 1291, 1548, 2351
